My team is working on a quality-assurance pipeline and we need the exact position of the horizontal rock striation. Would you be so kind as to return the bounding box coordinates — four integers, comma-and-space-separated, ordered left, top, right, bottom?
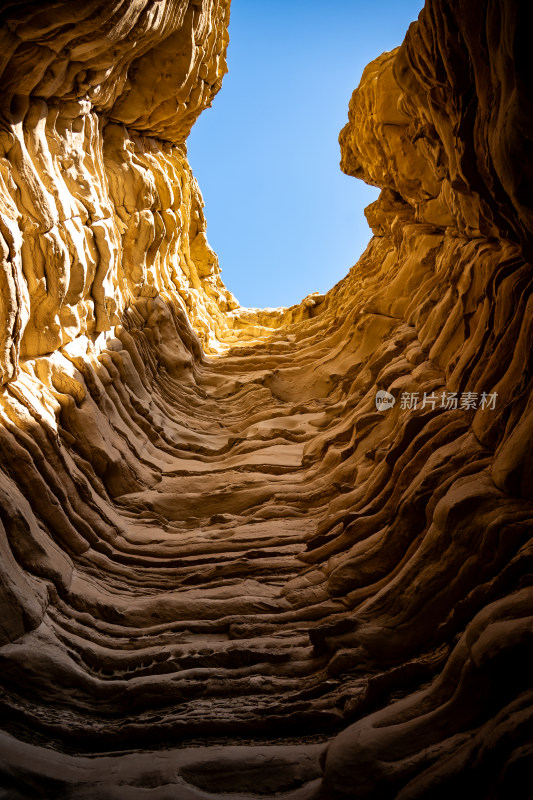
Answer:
0, 0, 532, 798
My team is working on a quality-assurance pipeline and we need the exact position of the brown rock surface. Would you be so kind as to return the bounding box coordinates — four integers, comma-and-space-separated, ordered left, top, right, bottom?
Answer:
0, 0, 532, 798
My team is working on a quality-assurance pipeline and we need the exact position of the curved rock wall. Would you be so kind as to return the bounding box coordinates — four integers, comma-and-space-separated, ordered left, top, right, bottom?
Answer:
0, 1, 532, 798
0, 0, 239, 383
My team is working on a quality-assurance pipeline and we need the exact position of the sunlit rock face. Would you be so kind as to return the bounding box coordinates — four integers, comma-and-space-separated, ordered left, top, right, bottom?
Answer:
0, 0, 532, 798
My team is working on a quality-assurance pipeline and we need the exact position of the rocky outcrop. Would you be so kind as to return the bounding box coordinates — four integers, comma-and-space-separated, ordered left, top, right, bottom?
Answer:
0, 0, 532, 798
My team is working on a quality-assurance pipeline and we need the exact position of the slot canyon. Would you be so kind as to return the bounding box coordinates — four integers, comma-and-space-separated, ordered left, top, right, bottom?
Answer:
0, 0, 532, 797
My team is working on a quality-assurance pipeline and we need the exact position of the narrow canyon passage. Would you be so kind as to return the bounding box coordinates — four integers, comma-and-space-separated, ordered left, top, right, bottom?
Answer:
1, 1, 532, 798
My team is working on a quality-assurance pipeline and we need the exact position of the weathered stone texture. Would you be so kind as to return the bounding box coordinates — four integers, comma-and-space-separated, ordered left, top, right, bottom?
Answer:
0, 0, 240, 383
0, 0, 532, 798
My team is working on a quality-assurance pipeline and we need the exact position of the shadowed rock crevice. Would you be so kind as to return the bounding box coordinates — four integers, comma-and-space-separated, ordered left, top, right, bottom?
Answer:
0, 1, 532, 798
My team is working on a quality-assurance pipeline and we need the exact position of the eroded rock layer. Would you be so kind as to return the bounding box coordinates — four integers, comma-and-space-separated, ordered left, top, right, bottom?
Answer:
0, 1, 532, 798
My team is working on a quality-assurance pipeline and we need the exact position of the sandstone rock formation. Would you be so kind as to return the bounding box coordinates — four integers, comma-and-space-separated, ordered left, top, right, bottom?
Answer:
0, 0, 532, 798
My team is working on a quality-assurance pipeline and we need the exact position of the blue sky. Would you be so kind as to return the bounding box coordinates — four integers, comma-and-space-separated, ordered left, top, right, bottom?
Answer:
187, 0, 424, 308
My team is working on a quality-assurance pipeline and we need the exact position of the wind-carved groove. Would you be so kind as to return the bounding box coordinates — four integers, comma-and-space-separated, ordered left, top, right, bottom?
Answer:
0, 0, 532, 798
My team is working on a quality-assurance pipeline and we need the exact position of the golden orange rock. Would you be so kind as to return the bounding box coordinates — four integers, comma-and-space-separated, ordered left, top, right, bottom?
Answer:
0, 1, 531, 797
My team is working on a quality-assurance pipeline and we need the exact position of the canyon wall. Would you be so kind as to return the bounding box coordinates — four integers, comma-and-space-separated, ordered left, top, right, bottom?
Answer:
0, 1, 531, 798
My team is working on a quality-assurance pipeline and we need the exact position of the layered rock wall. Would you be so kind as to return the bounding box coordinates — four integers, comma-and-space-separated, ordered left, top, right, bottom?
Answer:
0, 1, 532, 798
0, 0, 241, 383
